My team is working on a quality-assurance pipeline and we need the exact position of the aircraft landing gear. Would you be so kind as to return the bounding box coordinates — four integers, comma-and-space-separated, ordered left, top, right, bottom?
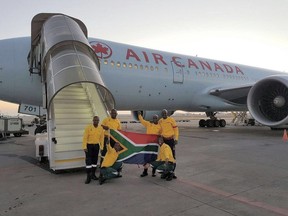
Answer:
199, 112, 226, 128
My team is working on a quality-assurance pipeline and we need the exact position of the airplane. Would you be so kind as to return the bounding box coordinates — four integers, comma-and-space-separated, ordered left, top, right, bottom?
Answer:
1, 13, 288, 170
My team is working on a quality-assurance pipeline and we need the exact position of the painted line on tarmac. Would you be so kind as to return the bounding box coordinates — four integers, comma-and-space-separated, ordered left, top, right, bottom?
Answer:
179, 178, 288, 216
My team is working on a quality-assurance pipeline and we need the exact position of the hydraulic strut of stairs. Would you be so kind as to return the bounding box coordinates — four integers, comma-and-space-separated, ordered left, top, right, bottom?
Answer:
30, 13, 114, 170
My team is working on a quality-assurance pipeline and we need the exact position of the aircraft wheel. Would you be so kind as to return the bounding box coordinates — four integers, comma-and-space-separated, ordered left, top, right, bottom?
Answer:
206, 119, 214, 127
199, 119, 206, 127
219, 119, 226, 127
214, 120, 220, 127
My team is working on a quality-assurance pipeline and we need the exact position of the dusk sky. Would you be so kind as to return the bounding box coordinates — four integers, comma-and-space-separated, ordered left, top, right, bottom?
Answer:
1, 0, 288, 115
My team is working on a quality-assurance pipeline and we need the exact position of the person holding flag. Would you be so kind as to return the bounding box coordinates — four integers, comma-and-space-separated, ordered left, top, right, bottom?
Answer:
100, 109, 122, 165
138, 111, 161, 177
99, 142, 123, 185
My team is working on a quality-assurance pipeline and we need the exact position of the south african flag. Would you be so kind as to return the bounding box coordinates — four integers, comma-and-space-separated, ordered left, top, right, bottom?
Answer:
110, 129, 159, 164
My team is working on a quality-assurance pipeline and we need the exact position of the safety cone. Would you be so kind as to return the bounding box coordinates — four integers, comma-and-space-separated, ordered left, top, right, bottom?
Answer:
282, 129, 288, 141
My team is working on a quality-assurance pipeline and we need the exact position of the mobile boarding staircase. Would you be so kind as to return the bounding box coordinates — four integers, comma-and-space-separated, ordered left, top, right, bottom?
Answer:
30, 13, 114, 171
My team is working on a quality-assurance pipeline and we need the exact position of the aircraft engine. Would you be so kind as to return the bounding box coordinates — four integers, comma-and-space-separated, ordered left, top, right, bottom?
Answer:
132, 110, 175, 121
247, 75, 288, 127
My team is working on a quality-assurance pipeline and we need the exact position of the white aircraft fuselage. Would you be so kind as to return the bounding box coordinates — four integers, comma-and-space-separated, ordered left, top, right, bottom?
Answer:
1, 33, 288, 127
0, 37, 280, 110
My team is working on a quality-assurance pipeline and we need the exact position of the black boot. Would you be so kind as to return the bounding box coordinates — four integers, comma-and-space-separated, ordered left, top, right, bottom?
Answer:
91, 167, 98, 180
166, 172, 173, 181
99, 172, 106, 185
161, 171, 169, 179
85, 168, 91, 184
140, 168, 148, 177
152, 168, 156, 177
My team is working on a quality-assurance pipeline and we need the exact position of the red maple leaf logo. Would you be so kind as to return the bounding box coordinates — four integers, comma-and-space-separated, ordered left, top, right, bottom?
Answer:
90, 42, 112, 59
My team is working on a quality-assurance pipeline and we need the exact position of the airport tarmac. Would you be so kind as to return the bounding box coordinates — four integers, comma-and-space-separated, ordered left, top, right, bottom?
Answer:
1, 118, 288, 216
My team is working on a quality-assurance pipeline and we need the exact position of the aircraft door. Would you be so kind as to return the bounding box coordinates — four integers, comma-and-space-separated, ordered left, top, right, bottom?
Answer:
171, 60, 184, 84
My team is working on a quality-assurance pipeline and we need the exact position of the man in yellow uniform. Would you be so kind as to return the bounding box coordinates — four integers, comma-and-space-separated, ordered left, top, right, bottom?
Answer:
101, 109, 122, 165
82, 116, 105, 184
138, 111, 161, 177
146, 136, 176, 181
99, 142, 123, 185
158, 109, 179, 178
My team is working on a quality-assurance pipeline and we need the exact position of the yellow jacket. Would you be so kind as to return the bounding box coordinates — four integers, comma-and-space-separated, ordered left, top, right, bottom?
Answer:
101, 117, 122, 136
138, 115, 161, 135
156, 143, 175, 163
158, 117, 179, 140
101, 144, 119, 167
82, 124, 105, 150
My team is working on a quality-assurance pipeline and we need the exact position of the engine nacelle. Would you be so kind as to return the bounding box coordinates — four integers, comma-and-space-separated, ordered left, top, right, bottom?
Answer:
247, 75, 288, 127
131, 110, 175, 121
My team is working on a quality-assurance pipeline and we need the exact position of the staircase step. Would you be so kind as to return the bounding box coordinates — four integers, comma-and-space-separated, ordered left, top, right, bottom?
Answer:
55, 130, 84, 138
56, 124, 87, 131
55, 142, 82, 152
53, 98, 90, 103
55, 94, 88, 100
55, 118, 91, 125
55, 113, 93, 119
54, 108, 92, 114
54, 150, 85, 162
54, 103, 91, 109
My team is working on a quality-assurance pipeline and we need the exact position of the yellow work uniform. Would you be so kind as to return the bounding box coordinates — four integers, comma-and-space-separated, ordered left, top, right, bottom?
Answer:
101, 144, 119, 167
156, 143, 176, 163
102, 117, 122, 136
82, 124, 105, 150
138, 115, 161, 135
158, 117, 179, 140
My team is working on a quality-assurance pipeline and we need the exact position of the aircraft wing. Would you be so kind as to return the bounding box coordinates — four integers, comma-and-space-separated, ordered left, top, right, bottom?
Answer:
209, 84, 253, 105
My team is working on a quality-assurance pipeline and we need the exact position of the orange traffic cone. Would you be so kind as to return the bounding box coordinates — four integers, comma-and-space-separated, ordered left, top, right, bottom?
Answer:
282, 129, 288, 141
